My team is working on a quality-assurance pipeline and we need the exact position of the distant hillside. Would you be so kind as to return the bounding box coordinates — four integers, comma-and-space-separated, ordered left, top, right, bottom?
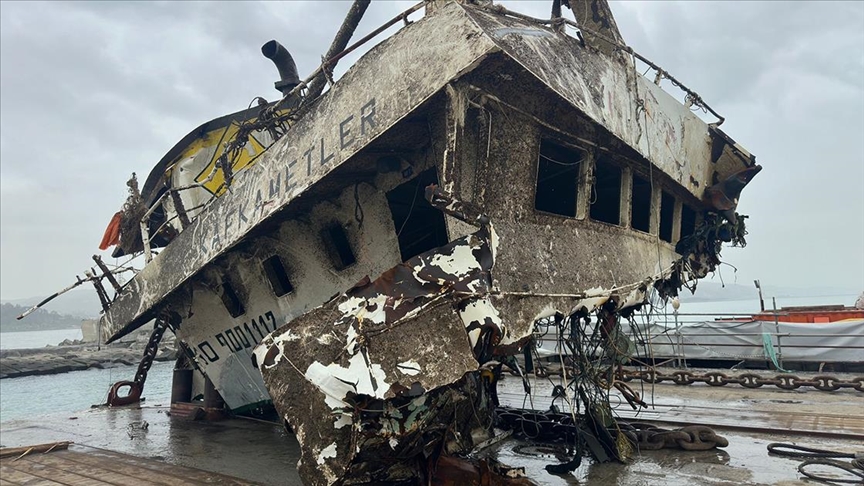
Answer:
1, 287, 101, 319
0, 303, 84, 333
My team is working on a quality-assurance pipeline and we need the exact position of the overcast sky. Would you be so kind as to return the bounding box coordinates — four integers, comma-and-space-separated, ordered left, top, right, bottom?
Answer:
1, 1, 862, 303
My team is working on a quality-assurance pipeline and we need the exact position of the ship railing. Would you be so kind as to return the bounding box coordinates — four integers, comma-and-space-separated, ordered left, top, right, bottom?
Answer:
457, 3, 726, 126
139, 183, 211, 263
134, 3, 431, 266
265, 1, 724, 127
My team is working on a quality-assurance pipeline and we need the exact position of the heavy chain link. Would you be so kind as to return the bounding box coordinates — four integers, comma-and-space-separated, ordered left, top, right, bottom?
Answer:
133, 318, 168, 386
618, 422, 729, 451
616, 368, 864, 393
495, 407, 728, 452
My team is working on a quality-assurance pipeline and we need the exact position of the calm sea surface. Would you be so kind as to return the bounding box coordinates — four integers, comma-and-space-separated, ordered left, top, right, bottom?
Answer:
1, 328, 171, 423
0, 294, 858, 423
0, 361, 173, 423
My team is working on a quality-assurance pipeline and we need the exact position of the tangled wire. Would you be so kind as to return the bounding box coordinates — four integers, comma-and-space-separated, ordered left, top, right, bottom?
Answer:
502, 302, 662, 470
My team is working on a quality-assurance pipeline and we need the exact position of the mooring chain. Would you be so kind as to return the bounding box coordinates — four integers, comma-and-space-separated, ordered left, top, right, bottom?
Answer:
617, 368, 864, 393
519, 366, 864, 392
618, 422, 729, 452
495, 407, 728, 452
132, 318, 168, 386
106, 317, 169, 407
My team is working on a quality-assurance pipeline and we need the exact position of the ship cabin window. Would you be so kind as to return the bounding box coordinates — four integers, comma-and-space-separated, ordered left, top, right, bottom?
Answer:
680, 204, 697, 242
262, 255, 294, 297
324, 223, 356, 271
534, 140, 582, 217
386, 168, 449, 262
589, 156, 622, 225
659, 191, 675, 243
220, 279, 245, 318
631, 174, 651, 233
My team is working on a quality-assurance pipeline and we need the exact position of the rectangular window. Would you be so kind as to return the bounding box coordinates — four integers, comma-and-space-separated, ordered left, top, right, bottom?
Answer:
659, 191, 675, 243
386, 168, 449, 262
262, 255, 294, 297
534, 140, 582, 217
220, 279, 245, 318
680, 205, 696, 241
324, 223, 356, 270
589, 156, 622, 225
631, 174, 651, 233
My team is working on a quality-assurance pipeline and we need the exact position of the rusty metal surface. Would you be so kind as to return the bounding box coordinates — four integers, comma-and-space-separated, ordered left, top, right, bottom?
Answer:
464, 6, 752, 195
254, 187, 512, 485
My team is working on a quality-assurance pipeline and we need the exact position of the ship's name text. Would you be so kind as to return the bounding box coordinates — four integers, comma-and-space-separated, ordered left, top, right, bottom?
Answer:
198, 98, 377, 255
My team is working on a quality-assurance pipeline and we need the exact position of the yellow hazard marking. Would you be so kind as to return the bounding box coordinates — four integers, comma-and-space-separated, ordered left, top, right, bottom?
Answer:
190, 123, 267, 196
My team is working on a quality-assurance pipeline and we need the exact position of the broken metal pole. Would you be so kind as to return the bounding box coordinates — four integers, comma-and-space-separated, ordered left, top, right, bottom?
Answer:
568, 0, 625, 57
89, 269, 111, 313
92, 255, 122, 293
303, 0, 371, 104
16, 276, 86, 320
551, 0, 564, 32
169, 189, 191, 229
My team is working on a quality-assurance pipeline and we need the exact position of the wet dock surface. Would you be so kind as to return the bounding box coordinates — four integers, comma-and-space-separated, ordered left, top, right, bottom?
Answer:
0, 375, 861, 485
1, 443, 258, 485
0, 408, 301, 485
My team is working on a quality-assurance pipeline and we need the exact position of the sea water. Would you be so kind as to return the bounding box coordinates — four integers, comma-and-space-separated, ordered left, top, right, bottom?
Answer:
0, 328, 172, 423
0, 360, 173, 423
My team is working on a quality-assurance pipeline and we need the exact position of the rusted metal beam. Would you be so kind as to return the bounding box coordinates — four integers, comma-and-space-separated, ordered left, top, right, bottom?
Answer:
92, 255, 122, 293
568, 0, 624, 57
169, 189, 191, 229
304, 0, 371, 104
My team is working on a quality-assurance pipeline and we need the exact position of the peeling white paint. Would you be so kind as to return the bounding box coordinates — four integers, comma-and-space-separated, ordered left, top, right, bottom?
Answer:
345, 324, 359, 355
305, 350, 390, 409
426, 244, 478, 280
458, 297, 506, 347
333, 412, 353, 430
317, 442, 338, 465
396, 360, 422, 376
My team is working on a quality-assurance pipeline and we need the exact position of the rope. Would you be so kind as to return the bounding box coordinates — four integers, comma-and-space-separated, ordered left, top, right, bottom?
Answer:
768, 443, 860, 460
768, 443, 864, 485
798, 459, 864, 484
761, 332, 788, 372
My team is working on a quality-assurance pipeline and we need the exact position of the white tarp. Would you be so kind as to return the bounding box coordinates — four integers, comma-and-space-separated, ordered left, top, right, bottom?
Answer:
623, 319, 864, 363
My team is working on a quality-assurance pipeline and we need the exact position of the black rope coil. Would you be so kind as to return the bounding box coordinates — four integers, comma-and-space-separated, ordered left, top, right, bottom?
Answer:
768, 443, 864, 485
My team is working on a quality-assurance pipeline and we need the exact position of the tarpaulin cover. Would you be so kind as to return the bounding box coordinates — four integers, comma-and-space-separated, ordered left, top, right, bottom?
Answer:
623, 319, 864, 363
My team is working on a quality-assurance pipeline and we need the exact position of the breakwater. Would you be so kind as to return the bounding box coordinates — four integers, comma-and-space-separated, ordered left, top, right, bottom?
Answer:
0, 333, 176, 379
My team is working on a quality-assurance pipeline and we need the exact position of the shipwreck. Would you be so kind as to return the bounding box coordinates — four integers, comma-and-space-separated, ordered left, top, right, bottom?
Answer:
23, 0, 762, 484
